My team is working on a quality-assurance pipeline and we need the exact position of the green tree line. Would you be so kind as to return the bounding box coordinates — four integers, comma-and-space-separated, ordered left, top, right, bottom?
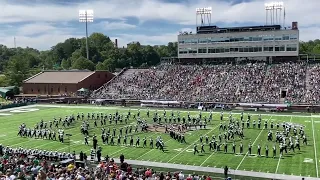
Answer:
0, 32, 319, 87
1, 33, 177, 86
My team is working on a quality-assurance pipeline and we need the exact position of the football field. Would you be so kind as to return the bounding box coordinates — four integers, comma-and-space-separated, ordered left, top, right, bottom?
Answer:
0, 104, 319, 178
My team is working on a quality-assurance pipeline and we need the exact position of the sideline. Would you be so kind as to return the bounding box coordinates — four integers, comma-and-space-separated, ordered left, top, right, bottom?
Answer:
311, 116, 319, 178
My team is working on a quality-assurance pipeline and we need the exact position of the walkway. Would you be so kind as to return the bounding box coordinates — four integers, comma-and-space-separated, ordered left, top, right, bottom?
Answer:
100, 158, 319, 180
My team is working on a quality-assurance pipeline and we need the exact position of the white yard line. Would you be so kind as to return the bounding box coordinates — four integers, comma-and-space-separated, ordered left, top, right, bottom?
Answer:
275, 154, 282, 174
312, 116, 319, 178
236, 115, 273, 170
200, 151, 214, 166
109, 147, 128, 156
167, 124, 220, 163
275, 115, 292, 174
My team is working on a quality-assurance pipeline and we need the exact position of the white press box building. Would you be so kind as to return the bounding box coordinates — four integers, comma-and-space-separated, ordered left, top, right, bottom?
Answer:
178, 22, 299, 60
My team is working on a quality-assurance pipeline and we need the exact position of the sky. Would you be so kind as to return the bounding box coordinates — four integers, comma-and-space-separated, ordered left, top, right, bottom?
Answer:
0, 0, 319, 50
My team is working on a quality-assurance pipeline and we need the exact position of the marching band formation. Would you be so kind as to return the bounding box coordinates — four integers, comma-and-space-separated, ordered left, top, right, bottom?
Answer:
15, 109, 309, 160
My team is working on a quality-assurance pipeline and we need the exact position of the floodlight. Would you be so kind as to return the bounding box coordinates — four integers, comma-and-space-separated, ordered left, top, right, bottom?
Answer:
79, 10, 94, 22
196, 7, 212, 14
196, 7, 212, 27
265, 2, 283, 8
264, 1, 284, 26
78, 9, 94, 60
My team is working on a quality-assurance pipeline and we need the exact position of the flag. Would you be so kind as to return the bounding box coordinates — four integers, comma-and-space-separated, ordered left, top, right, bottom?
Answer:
284, 7, 286, 18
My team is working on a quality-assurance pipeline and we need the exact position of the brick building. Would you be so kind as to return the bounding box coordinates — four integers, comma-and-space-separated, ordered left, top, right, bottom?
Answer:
22, 70, 114, 95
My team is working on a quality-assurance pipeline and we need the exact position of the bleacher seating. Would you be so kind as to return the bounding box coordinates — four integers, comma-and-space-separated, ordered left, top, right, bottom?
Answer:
91, 62, 320, 104
0, 147, 212, 180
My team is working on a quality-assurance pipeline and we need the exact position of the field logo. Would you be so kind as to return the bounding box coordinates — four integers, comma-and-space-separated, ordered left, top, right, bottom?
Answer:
303, 158, 314, 163
10, 108, 39, 113
173, 148, 183, 152
173, 148, 194, 153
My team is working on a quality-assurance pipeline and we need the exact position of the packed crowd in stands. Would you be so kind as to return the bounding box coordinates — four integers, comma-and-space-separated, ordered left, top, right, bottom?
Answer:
91, 62, 320, 104
0, 146, 214, 180
305, 64, 320, 104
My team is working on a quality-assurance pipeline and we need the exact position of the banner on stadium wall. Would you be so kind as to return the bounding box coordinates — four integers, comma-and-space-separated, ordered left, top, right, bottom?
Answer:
238, 103, 288, 108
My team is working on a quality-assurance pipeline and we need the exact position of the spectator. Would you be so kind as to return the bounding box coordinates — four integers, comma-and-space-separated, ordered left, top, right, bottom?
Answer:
178, 171, 184, 180
145, 168, 152, 178
91, 62, 319, 104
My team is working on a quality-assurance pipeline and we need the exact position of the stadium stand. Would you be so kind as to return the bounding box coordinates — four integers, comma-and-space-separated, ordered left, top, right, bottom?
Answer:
90, 62, 320, 104
305, 63, 320, 104
0, 148, 212, 180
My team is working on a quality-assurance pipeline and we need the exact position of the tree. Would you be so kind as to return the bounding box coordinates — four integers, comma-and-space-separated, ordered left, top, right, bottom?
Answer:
313, 44, 320, 54
0, 75, 9, 87
61, 59, 71, 69
5, 55, 30, 86
103, 59, 116, 72
71, 56, 95, 71
69, 49, 83, 65
95, 62, 106, 70
89, 33, 113, 52
142, 45, 160, 65
299, 39, 320, 54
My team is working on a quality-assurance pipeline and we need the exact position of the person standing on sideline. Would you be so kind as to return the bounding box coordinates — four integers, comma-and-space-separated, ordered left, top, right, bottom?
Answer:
224, 166, 229, 179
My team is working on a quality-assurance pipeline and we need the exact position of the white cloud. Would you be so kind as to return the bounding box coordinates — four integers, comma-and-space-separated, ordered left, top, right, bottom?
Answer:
0, 33, 82, 50
97, 21, 136, 30
17, 23, 69, 36
0, 0, 319, 50
0, 0, 318, 26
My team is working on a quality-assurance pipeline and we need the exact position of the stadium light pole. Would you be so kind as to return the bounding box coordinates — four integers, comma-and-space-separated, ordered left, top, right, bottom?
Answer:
79, 10, 94, 60
196, 7, 212, 27
265, 2, 283, 25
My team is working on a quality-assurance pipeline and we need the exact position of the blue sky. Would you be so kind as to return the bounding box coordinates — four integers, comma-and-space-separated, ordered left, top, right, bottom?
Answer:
0, 0, 318, 50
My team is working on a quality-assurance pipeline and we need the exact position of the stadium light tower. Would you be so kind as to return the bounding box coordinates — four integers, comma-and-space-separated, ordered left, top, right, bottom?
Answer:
79, 10, 94, 60
196, 7, 212, 27
265, 2, 283, 26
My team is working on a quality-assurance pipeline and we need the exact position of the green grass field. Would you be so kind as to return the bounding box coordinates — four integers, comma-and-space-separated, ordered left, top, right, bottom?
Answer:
0, 105, 319, 178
